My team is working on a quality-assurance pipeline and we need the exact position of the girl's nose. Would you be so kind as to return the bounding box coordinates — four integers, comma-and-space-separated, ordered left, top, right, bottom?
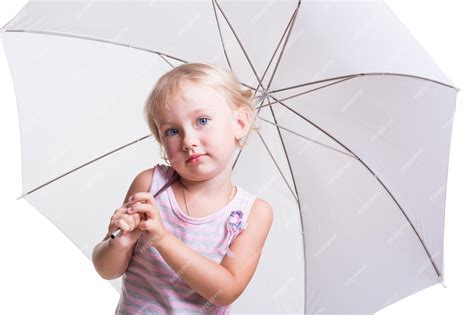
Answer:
182, 130, 199, 151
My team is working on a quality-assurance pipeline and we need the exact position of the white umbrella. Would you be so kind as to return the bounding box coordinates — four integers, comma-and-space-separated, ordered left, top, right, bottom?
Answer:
1, 0, 458, 313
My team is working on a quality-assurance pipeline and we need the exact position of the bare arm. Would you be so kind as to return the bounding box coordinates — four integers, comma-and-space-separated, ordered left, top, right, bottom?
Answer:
92, 233, 137, 280
92, 167, 154, 280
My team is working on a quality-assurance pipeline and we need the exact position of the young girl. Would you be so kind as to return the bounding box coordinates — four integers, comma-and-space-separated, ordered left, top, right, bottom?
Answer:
92, 63, 273, 314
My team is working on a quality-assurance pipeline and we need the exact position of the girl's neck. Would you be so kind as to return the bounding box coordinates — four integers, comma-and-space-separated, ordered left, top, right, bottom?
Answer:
177, 170, 233, 197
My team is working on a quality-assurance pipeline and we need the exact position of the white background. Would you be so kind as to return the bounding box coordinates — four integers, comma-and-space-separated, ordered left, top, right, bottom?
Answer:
0, 0, 472, 314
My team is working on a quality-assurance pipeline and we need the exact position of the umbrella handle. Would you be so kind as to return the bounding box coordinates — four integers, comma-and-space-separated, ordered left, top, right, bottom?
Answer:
109, 213, 147, 239
110, 228, 121, 239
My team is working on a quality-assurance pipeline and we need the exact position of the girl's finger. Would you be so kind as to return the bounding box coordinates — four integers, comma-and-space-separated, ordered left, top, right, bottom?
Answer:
129, 192, 155, 207
128, 208, 152, 221
138, 219, 148, 231
117, 219, 130, 232
112, 206, 130, 220
128, 203, 152, 217
127, 216, 138, 230
114, 207, 127, 216
123, 200, 140, 208
132, 213, 142, 227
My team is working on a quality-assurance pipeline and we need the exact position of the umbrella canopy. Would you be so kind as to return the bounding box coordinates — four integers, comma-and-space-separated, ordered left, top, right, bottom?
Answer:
1, 0, 457, 313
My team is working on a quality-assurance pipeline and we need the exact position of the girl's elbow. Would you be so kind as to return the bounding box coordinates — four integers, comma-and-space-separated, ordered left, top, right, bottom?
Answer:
214, 289, 241, 307
92, 261, 115, 280
94, 264, 124, 280
213, 297, 231, 307
103, 272, 123, 281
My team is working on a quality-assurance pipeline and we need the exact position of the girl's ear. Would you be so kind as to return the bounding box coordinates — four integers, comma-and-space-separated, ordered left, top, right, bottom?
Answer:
233, 107, 250, 140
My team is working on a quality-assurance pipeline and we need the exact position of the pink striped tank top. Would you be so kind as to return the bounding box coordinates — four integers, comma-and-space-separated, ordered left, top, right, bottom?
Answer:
115, 163, 257, 314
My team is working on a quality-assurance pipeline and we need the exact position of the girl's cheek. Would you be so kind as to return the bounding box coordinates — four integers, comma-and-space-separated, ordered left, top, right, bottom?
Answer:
167, 143, 181, 156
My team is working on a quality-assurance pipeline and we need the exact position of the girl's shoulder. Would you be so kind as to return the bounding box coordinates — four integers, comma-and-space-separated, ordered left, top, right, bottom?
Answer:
129, 164, 170, 197
248, 197, 273, 225
130, 167, 155, 193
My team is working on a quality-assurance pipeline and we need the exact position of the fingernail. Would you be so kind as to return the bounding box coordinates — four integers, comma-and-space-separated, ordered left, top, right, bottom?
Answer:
129, 196, 133, 201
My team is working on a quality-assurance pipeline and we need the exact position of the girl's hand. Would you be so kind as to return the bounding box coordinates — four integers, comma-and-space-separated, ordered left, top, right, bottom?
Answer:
127, 192, 169, 246
107, 200, 146, 250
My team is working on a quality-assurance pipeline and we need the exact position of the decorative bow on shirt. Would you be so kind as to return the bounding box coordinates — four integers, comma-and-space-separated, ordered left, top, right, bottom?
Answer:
220, 210, 246, 257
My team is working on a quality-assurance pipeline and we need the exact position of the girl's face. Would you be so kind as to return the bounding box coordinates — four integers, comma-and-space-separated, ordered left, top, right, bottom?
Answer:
157, 80, 244, 181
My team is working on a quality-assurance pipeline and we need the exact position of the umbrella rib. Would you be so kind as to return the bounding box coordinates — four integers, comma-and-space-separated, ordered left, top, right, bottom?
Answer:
258, 72, 458, 116
255, 128, 298, 202
211, 0, 233, 72
222, 1, 299, 126
257, 116, 356, 159
231, 81, 272, 171
3, 28, 267, 129
265, 0, 302, 92
2, 29, 185, 68
213, 0, 262, 86
269, 72, 459, 95
268, 74, 367, 94
257, 93, 309, 315
267, 94, 443, 279
255, 1, 300, 93
16, 134, 153, 200
258, 75, 359, 109
231, 89, 309, 315
231, 101, 261, 172
263, 94, 301, 203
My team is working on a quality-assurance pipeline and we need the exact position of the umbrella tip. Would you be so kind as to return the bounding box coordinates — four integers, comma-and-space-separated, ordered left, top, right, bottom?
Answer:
16, 193, 27, 200
439, 276, 447, 288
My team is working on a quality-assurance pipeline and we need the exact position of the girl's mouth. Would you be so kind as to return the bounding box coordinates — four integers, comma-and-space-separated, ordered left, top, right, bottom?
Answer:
186, 154, 206, 163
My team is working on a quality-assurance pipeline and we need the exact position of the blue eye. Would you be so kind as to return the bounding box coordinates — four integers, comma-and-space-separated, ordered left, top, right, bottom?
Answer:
164, 128, 178, 137
198, 117, 209, 125
163, 117, 209, 137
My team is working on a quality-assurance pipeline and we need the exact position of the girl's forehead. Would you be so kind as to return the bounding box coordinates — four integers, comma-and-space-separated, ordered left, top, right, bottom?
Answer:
164, 83, 232, 112
179, 81, 224, 102
157, 86, 234, 124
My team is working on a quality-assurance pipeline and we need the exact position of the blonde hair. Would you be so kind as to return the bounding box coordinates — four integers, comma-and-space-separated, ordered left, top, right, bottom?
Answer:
144, 63, 259, 152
